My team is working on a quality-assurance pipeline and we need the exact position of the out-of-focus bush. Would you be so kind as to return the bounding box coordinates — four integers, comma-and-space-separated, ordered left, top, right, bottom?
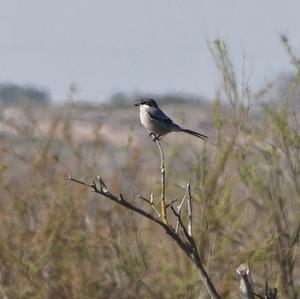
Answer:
0, 83, 50, 105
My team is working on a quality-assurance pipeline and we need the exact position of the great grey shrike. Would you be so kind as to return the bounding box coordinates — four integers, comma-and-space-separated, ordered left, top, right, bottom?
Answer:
134, 98, 208, 140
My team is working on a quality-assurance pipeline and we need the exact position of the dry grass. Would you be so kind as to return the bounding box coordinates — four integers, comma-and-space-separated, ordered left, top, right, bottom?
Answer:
0, 38, 299, 299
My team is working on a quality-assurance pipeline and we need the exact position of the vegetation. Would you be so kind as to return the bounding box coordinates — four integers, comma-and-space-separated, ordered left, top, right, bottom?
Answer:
0, 38, 298, 298
0, 83, 50, 105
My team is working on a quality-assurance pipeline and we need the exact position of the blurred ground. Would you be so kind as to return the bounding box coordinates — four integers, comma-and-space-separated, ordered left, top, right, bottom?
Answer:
0, 97, 298, 298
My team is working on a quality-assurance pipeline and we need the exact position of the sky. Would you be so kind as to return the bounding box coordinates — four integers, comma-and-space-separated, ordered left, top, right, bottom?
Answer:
0, 0, 299, 102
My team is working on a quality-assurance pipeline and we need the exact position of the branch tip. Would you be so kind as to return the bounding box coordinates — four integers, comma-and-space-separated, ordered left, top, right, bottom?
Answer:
119, 193, 124, 201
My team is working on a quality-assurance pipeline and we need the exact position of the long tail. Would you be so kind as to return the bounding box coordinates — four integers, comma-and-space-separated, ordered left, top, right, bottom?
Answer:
181, 128, 208, 140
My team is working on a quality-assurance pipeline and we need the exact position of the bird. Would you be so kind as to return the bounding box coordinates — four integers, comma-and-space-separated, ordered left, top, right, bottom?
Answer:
134, 98, 208, 140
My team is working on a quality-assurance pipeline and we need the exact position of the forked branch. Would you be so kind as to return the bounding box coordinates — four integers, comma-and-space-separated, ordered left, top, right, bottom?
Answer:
67, 175, 222, 299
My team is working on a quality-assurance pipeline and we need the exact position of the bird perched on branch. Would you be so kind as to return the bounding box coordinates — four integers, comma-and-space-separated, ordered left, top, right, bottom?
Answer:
134, 98, 208, 141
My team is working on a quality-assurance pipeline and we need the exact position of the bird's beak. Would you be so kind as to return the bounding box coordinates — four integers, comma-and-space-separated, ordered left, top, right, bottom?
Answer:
133, 101, 140, 106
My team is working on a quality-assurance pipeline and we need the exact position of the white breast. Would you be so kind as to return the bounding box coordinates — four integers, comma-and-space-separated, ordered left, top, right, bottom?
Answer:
138, 104, 168, 135
139, 105, 150, 128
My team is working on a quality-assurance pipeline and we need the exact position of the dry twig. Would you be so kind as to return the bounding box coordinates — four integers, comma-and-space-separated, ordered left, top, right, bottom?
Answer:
138, 195, 161, 217
187, 180, 193, 237
175, 183, 189, 233
155, 139, 168, 224
236, 263, 255, 299
67, 175, 222, 299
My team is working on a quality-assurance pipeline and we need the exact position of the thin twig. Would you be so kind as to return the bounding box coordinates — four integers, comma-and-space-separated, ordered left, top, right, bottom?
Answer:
155, 139, 168, 224
175, 185, 189, 233
67, 175, 97, 191
138, 195, 161, 217
171, 206, 193, 245
166, 199, 178, 208
187, 180, 193, 237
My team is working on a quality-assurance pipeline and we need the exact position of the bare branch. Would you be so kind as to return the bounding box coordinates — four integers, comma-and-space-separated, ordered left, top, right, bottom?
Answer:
166, 199, 178, 209
98, 176, 109, 193
187, 180, 193, 237
175, 185, 189, 233
155, 139, 168, 224
138, 195, 161, 217
119, 193, 125, 202
171, 206, 191, 242
68, 175, 222, 299
67, 175, 98, 192
236, 263, 255, 299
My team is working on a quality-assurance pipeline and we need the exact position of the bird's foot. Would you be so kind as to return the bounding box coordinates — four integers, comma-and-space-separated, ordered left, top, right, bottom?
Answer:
149, 133, 161, 141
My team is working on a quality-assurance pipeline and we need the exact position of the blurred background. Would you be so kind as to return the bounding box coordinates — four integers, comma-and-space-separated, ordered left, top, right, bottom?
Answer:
0, 0, 299, 102
0, 1, 299, 299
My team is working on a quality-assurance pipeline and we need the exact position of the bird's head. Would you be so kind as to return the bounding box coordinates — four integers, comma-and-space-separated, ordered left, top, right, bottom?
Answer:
134, 98, 159, 108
